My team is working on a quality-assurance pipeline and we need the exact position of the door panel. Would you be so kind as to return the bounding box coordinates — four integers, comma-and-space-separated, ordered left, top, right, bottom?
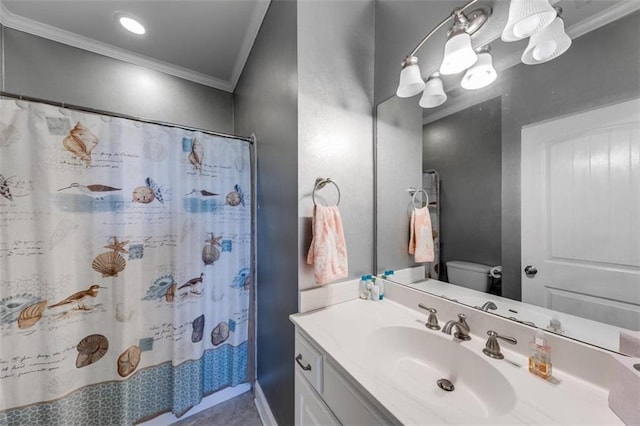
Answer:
521, 98, 640, 330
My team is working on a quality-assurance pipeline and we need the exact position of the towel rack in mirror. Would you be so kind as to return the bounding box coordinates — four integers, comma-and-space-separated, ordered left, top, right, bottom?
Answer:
313, 177, 341, 206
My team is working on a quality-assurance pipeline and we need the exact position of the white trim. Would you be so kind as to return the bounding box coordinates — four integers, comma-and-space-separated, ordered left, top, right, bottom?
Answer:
388, 265, 426, 286
229, 0, 270, 90
254, 380, 278, 426
493, 1, 640, 77
298, 278, 360, 313
139, 383, 252, 425
0, 1, 272, 92
568, 1, 640, 39
423, 84, 504, 125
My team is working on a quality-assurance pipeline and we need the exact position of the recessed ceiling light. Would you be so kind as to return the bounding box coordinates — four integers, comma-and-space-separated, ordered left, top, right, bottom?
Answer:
115, 13, 145, 35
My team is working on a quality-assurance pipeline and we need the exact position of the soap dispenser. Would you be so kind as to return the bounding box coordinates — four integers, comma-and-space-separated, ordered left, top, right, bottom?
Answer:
528, 330, 552, 379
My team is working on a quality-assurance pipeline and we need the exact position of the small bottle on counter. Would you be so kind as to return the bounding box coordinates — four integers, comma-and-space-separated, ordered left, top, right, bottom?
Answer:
366, 275, 377, 301
378, 270, 394, 301
370, 282, 380, 301
377, 276, 385, 300
359, 275, 369, 300
528, 330, 552, 380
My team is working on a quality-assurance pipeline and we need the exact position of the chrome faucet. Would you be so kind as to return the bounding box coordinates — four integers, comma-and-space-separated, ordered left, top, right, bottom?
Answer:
442, 313, 471, 341
482, 330, 517, 359
477, 301, 497, 311
418, 304, 440, 330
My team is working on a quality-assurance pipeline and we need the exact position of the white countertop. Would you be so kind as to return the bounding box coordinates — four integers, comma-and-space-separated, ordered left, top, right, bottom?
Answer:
291, 299, 622, 425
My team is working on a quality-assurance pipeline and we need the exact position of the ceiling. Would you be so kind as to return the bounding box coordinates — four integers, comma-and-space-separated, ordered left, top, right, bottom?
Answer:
0, 0, 637, 96
0, 0, 271, 92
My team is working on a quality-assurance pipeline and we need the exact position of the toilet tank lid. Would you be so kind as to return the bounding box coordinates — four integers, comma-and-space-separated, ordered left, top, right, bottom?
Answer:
446, 260, 492, 273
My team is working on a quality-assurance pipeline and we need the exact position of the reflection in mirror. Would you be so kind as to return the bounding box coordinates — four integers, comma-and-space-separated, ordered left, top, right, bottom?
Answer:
375, 6, 640, 355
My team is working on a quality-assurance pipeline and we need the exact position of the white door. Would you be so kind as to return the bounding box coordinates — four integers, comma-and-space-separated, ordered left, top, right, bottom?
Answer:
521, 98, 640, 330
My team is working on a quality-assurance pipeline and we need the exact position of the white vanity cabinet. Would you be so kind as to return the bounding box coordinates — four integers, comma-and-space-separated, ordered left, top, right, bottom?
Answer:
294, 330, 395, 426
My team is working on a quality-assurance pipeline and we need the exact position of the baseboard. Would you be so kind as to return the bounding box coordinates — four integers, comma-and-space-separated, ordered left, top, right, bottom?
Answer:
254, 380, 278, 426
140, 382, 251, 425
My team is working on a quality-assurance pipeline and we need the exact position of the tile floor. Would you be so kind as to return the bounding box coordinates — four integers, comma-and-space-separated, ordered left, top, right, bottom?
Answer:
172, 391, 262, 426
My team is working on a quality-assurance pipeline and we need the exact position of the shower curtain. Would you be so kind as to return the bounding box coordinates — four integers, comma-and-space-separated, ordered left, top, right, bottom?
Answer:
0, 99, 253, 425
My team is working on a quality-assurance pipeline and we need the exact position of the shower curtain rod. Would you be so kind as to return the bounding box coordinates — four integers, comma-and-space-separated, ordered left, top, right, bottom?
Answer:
0, 91, 255, 144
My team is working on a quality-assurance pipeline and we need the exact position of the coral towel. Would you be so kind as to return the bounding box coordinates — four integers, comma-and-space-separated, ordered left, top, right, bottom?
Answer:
409, 206, 434, 262
306, 205, 348, 284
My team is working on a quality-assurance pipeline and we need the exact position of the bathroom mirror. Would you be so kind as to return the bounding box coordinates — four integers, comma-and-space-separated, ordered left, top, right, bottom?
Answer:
375, 3, 640, 354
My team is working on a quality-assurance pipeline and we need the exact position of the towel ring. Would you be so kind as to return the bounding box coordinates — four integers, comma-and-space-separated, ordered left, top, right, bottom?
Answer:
312, 177, 341, 206
410, 187, 429, 208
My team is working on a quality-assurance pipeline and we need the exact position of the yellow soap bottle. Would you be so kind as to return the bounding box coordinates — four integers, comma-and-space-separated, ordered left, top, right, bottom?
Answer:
528, 330, 552, 379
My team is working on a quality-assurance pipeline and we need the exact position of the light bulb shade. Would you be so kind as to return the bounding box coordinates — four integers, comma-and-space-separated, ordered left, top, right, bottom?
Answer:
501, 0, 557, 42
396, 60, 425, 98
522, 17, 572, 64
419, 77, 447, 108
461, 52, 497, 90
439, 33, 478, 75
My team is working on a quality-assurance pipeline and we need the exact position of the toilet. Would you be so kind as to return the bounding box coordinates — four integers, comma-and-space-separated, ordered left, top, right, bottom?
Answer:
446, 260, 492, 292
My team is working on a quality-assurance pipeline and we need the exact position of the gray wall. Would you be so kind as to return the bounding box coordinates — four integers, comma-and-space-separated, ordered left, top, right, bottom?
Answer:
499, 11, 640, 300
2, 28, 233, 131
233, 1, 298, 425
297, 0, 375, 290
423, 97, 502, 274
373, 0, 439, 105
236, 2, 375, 422
375, 96, 422, 273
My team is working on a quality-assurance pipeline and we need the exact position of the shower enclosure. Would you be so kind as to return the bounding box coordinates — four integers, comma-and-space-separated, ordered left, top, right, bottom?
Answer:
0, 95, 255, 425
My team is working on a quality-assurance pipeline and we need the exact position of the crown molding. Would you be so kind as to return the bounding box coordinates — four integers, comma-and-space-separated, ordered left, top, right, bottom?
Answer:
495, 1, 640, 76
0, 1, 276, 92
423, 83, 504, 125
568, 0, 640, 39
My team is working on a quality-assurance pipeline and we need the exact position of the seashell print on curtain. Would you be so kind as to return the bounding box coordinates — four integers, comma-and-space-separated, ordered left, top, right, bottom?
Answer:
0, 99, 253, 425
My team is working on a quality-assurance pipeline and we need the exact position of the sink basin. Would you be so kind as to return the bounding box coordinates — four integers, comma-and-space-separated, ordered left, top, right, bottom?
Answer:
366, 326, 516, 418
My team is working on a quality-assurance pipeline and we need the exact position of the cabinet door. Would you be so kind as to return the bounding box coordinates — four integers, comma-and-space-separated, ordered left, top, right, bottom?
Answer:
295, 369, 340, 426
322, 359, 389, 425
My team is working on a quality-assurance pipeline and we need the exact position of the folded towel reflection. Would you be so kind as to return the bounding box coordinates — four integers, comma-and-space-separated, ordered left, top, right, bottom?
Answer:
306, 205, 348, 285
409, 206, 434, 263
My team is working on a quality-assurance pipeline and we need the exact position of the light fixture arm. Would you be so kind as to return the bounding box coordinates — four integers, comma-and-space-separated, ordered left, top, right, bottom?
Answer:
402, 0, 481, 66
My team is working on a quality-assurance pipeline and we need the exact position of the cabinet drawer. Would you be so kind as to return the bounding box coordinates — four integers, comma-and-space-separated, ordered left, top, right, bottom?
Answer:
295, 332, 324, 393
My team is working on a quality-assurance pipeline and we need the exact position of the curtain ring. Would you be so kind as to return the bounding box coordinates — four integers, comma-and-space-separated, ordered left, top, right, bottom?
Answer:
312, 178, 341, 206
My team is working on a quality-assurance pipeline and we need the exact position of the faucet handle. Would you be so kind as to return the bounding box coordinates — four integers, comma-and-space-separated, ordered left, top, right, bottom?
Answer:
457, 313, 470, 331
418, 304, 440, 330
483, 330, 518, 359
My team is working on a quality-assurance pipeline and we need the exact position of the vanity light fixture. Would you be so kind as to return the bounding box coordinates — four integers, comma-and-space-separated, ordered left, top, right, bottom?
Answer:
419, 74, 448, 108
521, 7, 572, 65
396, 56, 425, 98
439, 7, 489, 76
115, 12, 146, 35
396, 0, 492, 106
439, 30, 477, 75
460, 46, 497, 90
501, 0, 557, 42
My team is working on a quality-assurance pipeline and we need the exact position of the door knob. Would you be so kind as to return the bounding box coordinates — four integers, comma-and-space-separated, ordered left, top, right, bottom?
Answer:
524, 265, 538, 276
